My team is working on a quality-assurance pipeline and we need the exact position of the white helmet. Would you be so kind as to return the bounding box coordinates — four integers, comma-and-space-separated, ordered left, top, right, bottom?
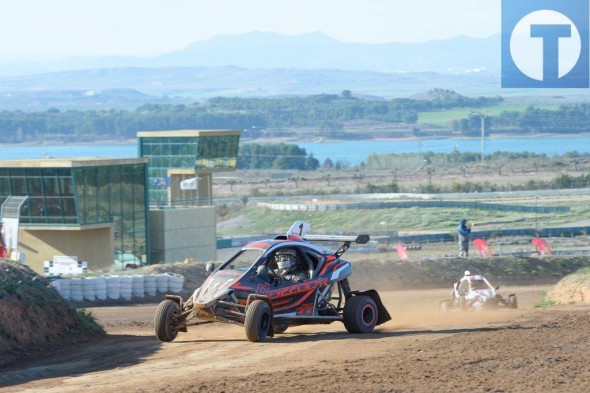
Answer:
276, 249, 297, 274
464, 270, 471, 276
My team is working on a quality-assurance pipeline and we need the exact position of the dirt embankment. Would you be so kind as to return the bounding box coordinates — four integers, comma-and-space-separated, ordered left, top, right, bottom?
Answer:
347, 255, 590, 291
0, 262, 104, 368
550, 267, 590, 304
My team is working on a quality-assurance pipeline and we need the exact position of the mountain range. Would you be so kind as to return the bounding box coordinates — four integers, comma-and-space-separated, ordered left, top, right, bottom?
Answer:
0, 31, 500, 77
1, 31, 582, 107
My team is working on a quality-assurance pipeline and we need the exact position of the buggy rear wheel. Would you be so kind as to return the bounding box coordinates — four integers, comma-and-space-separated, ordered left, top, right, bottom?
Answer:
154, 299, 181, 342
440, 300, 451, 312
245, 300, 271, 342
343, 295, 378, 334
508, 294, 518, 309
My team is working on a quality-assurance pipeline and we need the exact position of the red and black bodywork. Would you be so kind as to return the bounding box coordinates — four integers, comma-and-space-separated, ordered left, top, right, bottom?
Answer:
154, 231, 391, 343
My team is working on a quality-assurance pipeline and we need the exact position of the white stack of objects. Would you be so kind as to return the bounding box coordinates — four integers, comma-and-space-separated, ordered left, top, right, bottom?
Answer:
156, 274, 169, 293
69, 278, 84, 302
93, 277, 107, 300
119, 275, 133, 300
144, 275, 157, 296
106, 275, 121, 300
82, 277, 96, 301
49, 278, 70, 300
51, 273, 186, 302
132, 275, 145, 298
167, 273, 185, 293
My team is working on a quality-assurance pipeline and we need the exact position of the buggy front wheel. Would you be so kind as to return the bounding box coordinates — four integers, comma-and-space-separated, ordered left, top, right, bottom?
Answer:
343, 295, 378, 334
245, 300, 271, 342
154, 299, 181, 342
458, 295, 467, 311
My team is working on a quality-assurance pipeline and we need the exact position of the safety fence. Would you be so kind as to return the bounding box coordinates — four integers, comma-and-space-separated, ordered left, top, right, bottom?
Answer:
217, 226, 590, 249
258, 201, 570, 213
388, 226, 590, 244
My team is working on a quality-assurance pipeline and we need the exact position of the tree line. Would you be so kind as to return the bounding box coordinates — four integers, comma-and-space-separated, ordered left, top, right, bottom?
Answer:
237, 145, 587, 173
238, 143, 319, 170
0, 90, 501, 142
453, 104, 590, 135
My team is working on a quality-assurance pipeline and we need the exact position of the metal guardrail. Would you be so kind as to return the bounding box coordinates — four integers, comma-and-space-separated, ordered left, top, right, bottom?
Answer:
217, 226, 590, 249
258, 201, 570, 213
215, 188, 590, 206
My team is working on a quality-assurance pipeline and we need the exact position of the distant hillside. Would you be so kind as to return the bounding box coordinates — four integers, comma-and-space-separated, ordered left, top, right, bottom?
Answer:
0, 66, 500, 100
153, 31, 500, 74
2, 32, 589, 107
0, 32, 500, 77
0, 88, 165, 111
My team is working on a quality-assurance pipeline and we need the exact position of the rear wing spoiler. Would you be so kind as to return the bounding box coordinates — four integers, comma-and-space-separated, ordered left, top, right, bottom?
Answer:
304, 234, 370, 244
304, 234, 370, 258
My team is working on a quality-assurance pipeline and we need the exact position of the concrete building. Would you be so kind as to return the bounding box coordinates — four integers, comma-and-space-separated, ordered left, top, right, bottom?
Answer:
0, 158, 149, 274
0, 129, 241, 275
138, 129, 241, 264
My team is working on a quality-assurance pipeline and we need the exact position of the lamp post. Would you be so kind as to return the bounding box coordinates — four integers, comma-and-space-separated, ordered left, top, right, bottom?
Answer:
535, 196, 538, 230
472, 110, 488, 163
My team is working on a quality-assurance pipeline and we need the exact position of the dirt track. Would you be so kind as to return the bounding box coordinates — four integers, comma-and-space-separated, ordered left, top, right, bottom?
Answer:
2, 285, 590, 393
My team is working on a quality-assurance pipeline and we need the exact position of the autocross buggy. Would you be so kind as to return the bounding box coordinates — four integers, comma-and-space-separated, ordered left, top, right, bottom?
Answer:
154, 221, 391, 342
440, 273, 518, 311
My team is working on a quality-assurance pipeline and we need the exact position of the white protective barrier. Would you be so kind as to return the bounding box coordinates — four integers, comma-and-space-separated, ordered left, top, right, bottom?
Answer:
106, 275, 121, 300
49, 278, 71, 300
156, 274, 168, 293
144, 275, 157, 296
93, 277, 107, 301
52, 273, 185, 302
167, 273, 185, 293
131, 275, 145, 298
82, 277, 96, 301
69, 278, 84, 302
119, 275, 133, 300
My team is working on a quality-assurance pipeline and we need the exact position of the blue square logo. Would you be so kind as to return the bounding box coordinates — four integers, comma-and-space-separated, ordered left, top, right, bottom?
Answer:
502, 0, 589, 88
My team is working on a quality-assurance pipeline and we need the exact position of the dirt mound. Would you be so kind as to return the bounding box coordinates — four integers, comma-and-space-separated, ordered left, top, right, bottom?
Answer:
0, 261, 104, 367
549, 267, 590, 304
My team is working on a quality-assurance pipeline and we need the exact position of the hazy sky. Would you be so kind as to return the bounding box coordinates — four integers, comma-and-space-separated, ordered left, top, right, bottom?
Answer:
0, 0, 500, 61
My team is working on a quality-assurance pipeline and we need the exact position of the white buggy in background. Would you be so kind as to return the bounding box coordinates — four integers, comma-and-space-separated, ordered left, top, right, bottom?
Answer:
440, 272, 518, 311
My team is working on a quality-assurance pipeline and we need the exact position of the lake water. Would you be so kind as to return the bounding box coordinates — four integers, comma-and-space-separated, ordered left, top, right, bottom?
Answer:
297, 137, 589, 165
0, 136, 589, 165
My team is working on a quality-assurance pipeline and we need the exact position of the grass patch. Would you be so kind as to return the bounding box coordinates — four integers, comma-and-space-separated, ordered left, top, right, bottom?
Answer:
417, 104, 561, 126
571, 267, 590, 284
535, 291, 557, 308
76, 309, 104, 334
216, 202, 579, 237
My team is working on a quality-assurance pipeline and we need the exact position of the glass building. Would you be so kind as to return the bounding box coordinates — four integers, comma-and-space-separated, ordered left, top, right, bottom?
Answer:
0, 158, 149, 271
137, 130, 241, 206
